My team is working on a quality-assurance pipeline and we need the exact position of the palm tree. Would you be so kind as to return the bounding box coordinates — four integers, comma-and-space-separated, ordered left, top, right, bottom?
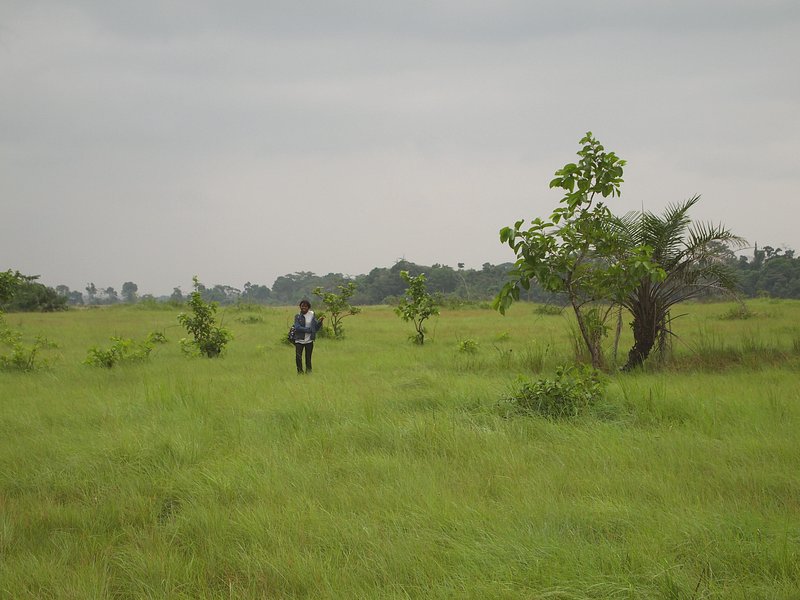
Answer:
618, 195, 745, 370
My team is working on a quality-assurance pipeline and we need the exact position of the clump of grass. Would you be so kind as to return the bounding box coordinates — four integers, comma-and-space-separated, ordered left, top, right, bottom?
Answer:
236, 314, 264, 324
719, 303, 756, 320
669, 327, 793, 371
534, 304, 564, 316
519, 342, 549, 373
615, 379, 693, 427
493, 345, 514, 370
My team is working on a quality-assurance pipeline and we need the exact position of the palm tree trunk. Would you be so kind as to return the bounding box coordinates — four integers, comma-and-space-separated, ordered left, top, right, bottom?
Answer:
625, 313, 656, 370
624, 285, 659, 370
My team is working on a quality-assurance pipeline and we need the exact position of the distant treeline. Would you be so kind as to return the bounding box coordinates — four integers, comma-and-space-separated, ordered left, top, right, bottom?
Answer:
3, 247, 800, 312
731, 245, 800, 298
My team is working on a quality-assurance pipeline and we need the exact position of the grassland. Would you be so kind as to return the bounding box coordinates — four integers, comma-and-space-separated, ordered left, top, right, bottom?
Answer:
1, 299, 799, 598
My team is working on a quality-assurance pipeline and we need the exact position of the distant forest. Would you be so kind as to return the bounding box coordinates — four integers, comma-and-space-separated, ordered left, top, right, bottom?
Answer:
3, 245, 800, 312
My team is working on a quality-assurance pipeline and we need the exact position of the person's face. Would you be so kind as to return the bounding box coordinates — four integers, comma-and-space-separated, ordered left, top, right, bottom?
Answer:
300, 303, 310, 314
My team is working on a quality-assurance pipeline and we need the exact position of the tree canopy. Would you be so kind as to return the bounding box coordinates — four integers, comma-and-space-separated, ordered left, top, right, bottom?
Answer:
495, 132, 663, 367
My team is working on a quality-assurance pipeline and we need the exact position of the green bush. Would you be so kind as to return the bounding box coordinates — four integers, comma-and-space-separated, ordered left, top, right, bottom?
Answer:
146, 330, 168, 344
396, 271, 439, 345
84, 337, 152, 368
313, 283, 360, 339
499, 364, 606, 419
177, 276, 232, 358
458, 339, 479, 354
0, 328, 56, 372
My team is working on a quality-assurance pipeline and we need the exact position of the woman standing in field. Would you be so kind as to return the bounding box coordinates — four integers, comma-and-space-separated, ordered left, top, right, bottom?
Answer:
293, 299, 323, 374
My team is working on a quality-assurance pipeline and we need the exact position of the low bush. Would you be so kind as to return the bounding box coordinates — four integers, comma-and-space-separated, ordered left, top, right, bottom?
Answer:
84, 337, 152, 368
458, 339, 479, 354
146, 330, 168, 344
499, 364, 606, 419
1, 329, 56, 372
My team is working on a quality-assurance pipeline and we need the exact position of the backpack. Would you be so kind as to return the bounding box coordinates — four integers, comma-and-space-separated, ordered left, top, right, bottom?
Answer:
288, 325, 296, 343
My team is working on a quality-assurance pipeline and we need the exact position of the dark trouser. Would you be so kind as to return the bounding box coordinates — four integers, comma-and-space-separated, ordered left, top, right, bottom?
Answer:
295, 342, 313, 373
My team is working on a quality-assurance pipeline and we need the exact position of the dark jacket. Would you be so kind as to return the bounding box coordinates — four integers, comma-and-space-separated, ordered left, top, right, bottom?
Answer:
293, 312, 322, 342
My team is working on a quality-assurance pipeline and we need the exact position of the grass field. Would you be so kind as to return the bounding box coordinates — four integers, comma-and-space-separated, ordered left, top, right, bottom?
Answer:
1, 299, 799, 598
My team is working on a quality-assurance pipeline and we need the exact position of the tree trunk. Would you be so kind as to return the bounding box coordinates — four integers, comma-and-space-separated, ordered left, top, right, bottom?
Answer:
572, 303, 604, 369
623, 281, 662, 371
612, 306, 623, 368
624, 314, 656, 370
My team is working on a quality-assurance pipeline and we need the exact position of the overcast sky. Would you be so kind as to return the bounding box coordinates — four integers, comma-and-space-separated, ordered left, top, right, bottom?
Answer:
2, 1, 799, 296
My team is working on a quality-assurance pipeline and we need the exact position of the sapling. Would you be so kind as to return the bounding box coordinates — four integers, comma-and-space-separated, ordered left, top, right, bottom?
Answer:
396, 271, 439, 345
177, 276, 232, 358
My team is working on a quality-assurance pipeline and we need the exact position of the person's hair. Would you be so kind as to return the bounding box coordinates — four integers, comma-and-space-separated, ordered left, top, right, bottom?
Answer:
299, 299, 311, 308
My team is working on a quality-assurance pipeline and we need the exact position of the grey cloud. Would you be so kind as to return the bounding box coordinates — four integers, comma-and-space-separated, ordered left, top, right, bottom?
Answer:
1, 1, 798, 294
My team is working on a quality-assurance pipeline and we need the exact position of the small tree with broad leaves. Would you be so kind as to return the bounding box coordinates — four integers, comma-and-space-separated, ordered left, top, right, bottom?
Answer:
177, 276, 232, 358
312, 282, 361, 339
396, 271, 439, 345
0, 270, 25, 307
494, 132, 664, 369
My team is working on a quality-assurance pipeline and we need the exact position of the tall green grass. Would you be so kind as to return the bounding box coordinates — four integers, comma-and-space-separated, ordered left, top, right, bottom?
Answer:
1, 299, 798, 598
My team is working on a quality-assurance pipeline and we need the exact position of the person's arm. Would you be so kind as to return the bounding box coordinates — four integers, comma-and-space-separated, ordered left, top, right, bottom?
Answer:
311, 315, 324, 332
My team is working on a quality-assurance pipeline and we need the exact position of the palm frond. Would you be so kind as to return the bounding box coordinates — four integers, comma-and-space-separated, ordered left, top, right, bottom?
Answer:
620, 195, 745, 369
686, 221, 747, 253
639, 196, 701, 264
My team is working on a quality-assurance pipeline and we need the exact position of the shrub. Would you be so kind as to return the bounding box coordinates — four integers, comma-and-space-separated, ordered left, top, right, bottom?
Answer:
146, 330, 168, 344
396, 271, 439, 345
177, 276, 232, 358
84, 337, 152, 368
458, 339, 479, 354
313, 283, 361, 339
499, 364, 606, 419
0, 324, 57, 372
